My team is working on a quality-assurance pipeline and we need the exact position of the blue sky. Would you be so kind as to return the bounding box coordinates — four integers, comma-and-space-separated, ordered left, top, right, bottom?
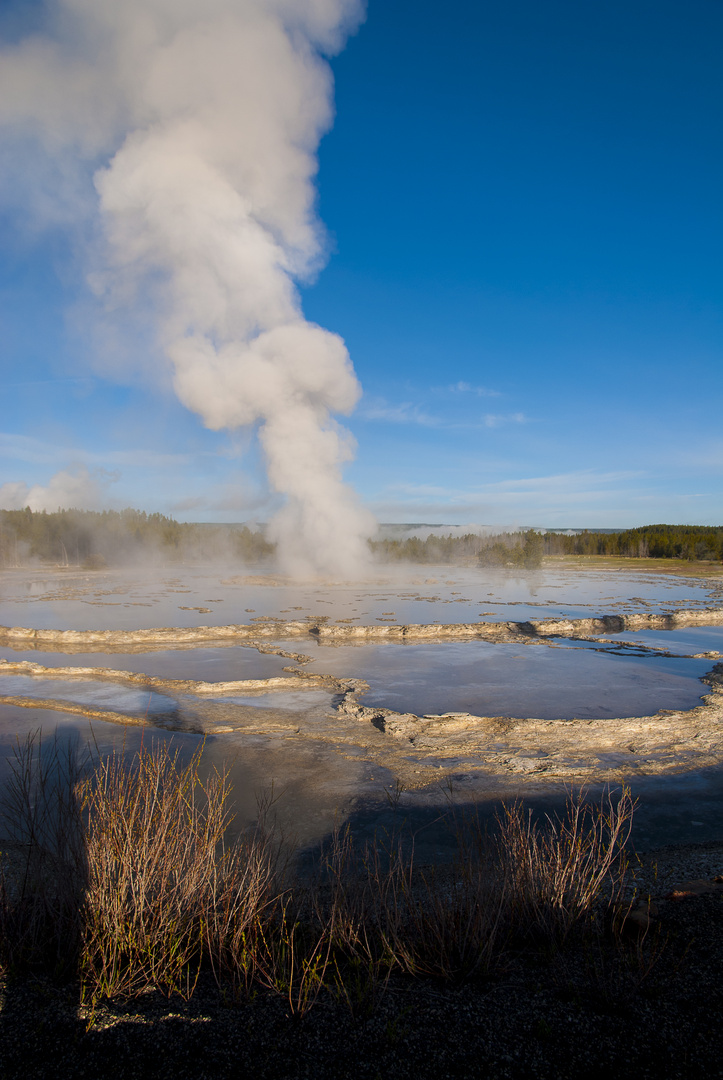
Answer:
1, 0, 721, 529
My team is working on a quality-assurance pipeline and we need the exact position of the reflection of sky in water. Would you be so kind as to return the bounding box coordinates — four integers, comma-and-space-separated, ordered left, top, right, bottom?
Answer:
0, 633, 718, 722
0, 645, 293, 681
0, 566, 722, 856
0, 707, 377, 852
596, 626, 723, 655
0, 676, 177, 718
1, 703, 723, 853
305, 640, 712, 720
0, 566, 720, 630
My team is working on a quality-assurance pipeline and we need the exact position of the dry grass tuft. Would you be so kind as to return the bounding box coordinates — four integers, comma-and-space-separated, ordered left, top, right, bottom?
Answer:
79, 741, 278, 1007
495, 787, 635, 943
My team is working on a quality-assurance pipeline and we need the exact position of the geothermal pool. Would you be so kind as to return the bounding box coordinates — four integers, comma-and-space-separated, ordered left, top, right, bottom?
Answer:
1, 562, 721, 630
1, 562, 723, 852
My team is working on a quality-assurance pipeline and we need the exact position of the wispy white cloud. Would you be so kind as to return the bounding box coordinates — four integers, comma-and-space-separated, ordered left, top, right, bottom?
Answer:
169, 485, 273, 516
0, 431, 195, 469
0, 433, 71, 466
359, 396, 529, 431
170, 496, 208, 512
480, 469, 645, 493
370, 469, 654, 525
667, 439, 723, 471
483, 412, 527, 429
358, 398, 440, 426
449, 381, 502, 397
385, 482, 455, 498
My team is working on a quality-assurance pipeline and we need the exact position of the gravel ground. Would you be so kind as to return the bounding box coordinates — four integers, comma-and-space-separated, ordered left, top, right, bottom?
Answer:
2, 841, 723, 1080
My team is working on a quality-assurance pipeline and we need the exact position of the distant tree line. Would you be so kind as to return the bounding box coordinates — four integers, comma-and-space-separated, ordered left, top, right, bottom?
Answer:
370, 524, 723, 568
370, 530, 546, 568
3, 510, 720, 570
543, 525, 723, 561
0, 508, 274, 568
370, 532, 484, 564
479, 530, 545, 568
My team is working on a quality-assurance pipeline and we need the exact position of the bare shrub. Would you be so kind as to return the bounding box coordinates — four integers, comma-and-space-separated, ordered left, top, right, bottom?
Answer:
495, 786, 635, 943
203, 815, 281, 994
313, 826, 403, 1014
0, 737, 638, 1014
79, 741, 278, 1006
386, 837, 507, 982
309, 822, 506, 996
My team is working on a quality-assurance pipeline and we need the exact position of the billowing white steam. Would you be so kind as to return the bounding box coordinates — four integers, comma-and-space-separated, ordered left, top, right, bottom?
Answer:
0, 0, 375, 577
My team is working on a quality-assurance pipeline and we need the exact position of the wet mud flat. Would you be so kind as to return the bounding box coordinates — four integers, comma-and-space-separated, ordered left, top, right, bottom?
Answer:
2, 563, 723, 852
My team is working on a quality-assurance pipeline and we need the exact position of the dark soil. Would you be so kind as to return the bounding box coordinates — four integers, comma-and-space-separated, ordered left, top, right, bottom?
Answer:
1, 888, 722, 1080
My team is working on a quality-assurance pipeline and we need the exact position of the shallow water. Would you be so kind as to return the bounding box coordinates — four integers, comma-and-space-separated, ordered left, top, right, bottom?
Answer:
0, 675, 179, 719
1, 564, 721, 630
0, 704, 378, 852
0, 644, 296, 681
304, 638, 713, 719
2, 564, 723, 854
2, 702, 723, 855
599, 626, 723, 655
0, 632, 714, 722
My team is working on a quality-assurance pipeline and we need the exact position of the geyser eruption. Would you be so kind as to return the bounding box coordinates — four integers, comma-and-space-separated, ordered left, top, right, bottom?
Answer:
0, 0, 375, 577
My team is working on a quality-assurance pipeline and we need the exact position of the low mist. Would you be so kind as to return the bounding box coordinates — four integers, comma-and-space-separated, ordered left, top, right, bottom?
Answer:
0, 507, 275, 571
0, 507, 550, 575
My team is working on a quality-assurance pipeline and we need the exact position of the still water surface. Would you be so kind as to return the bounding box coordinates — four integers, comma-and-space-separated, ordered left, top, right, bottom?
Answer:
2, 565, 723, 853
1, 564, 721, 629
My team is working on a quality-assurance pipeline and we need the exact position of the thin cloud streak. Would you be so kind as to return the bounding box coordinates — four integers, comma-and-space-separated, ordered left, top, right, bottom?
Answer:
359, 398, 530, 431
170, 490, 272, 515
386, 469, 644, 501
480, 469, 645, 493
483, 412, 527, 429
358, 398, 441, 426
370, 469, 657, 524
450, 381, 502, 397
0, 431, 196, 469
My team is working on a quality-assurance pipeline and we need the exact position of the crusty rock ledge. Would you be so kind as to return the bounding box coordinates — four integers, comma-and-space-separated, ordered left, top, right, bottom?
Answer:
1, 606, 722, 648
0, 658, 365, 696
2, 651, 722, 787
334, 663, 723, 782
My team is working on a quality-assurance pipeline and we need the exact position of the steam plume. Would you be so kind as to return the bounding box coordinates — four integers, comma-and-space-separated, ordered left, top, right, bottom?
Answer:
0, 0, 374, 577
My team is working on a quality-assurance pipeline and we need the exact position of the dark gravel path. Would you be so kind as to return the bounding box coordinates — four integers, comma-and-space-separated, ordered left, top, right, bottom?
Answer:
2, 843, 723, 1079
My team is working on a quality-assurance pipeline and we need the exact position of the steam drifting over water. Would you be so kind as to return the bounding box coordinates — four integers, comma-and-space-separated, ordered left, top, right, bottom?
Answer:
0, 0, 375, 578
